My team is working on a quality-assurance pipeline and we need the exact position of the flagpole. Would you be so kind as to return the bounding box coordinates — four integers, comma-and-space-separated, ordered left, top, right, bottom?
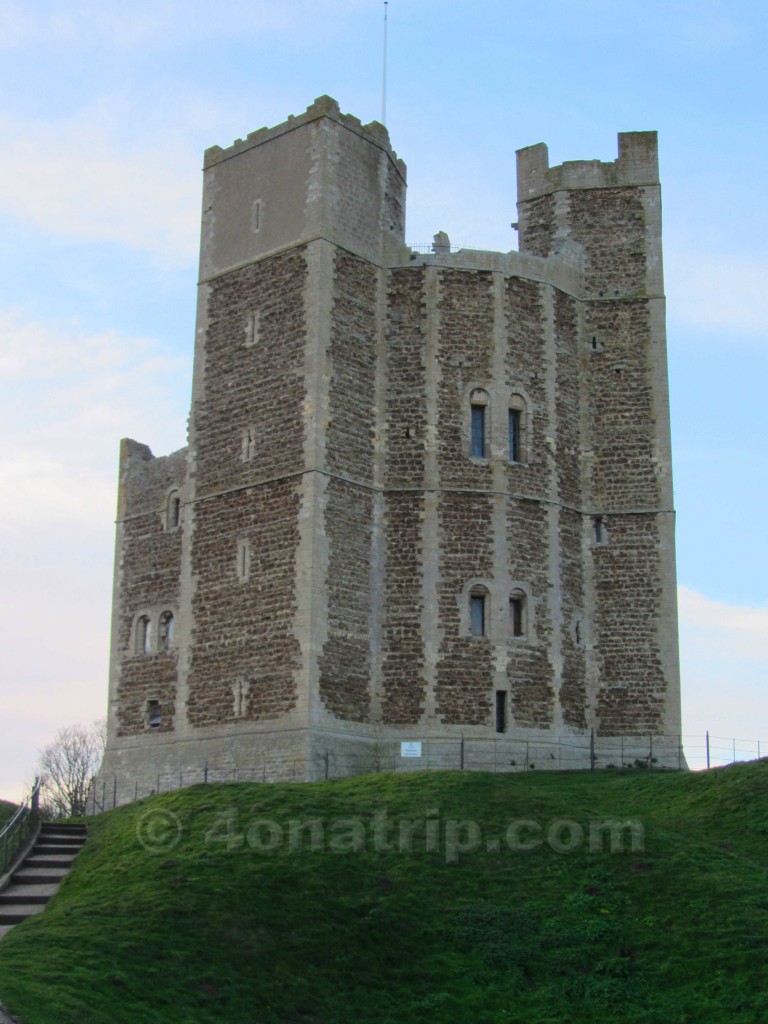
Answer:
381, 1, 388, 125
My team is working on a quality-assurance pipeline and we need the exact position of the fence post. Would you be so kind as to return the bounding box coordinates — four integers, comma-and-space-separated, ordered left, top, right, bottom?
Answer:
204, 759, 208, 784
733, 738, 736, 764
649, 734, 653, 767
590, 729, 596, 771
113, 775, 117, 810
324, 751, 329, 780
706, 731, 710, 770
460, 734, 465, 770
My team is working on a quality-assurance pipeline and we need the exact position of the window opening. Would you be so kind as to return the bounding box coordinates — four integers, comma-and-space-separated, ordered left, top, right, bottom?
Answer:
237, 538, 251, 582
594, 516, 605, 544
146, 700, 161, 729
470, 404, 486, 458
495, 691, 507, 733
242, 426, 256, 461
166, 491, 181, 531
245, 309, 260, 348
470, 590, 487, 637
508, 409, 521, 463
509, 594, 524, 637
158, 611, 174, 651
136, 615, 151, 655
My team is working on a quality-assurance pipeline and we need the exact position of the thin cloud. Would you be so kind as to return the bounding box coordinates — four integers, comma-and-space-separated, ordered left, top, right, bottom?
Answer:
0, 308, 189, 531
0, 106, 200, 265
667, 250, 768, 336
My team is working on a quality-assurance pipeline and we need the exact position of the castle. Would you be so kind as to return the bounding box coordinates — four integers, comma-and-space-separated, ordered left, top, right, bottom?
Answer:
99, 96, 682, 796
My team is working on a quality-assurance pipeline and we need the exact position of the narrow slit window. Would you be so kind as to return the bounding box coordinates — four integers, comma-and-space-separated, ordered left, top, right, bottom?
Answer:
594, 516, 605, 544
242, 426, 256, 461
495, 691, 507, 733
508, 409, 521, 463
470, 404, 486, 458
237, 538, 251, 582
166, 490, 181, 531
470, 590, 487, 637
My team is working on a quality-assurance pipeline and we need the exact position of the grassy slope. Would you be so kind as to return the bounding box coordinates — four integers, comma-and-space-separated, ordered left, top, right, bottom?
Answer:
0, 764, 767, 1024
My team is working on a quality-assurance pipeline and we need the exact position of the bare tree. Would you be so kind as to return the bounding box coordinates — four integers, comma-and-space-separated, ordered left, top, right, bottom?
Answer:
38, 720, 105, 818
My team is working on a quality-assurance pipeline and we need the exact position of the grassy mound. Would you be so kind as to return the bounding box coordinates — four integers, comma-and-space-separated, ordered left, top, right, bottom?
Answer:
0, 764, 767, 1023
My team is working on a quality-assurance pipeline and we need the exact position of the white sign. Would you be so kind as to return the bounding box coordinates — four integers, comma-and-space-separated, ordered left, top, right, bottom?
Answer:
400, 741, 422, 758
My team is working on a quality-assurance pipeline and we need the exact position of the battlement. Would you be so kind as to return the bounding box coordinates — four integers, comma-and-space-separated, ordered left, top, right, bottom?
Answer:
204, 95, 406, 181
517, 132, 659, 200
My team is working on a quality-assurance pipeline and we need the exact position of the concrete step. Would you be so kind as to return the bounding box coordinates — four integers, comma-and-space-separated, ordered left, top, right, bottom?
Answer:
0, 893, 49, 905
32, 843, 83, 852
11, 872, 68, 885
24, 856, 77, 868
0, 825, 87, 940
0, 906, 46, 925
36, 836, 85, 848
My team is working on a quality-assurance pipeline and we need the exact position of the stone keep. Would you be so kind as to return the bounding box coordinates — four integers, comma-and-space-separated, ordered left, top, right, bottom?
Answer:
100, 96, 682, 790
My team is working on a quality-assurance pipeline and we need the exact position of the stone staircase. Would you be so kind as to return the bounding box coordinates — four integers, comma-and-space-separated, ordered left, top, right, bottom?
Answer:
0, 822, 87, 940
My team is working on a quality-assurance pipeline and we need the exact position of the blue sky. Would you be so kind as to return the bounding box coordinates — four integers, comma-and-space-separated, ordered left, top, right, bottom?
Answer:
1, 0, 766, 798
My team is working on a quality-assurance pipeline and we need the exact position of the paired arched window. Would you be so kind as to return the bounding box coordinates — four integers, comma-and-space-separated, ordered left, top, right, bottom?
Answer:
464, 583, 532, 641
466, 389, 528, 463
134, 610, 175, 655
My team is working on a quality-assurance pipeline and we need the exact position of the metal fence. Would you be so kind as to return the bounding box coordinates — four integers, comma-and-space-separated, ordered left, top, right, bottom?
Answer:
83, 731, 767, 816
0, 777, 40, 876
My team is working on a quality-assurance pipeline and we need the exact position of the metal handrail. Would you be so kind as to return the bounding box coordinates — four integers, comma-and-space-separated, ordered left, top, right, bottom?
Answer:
0, 777, 41, 875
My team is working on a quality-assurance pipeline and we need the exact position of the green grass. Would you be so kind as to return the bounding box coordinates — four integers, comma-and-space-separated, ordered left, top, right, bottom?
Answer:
1, 763, 768, 1023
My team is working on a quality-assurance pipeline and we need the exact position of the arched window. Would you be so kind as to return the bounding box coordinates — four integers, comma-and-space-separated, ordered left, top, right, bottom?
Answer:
135, 615, 151, 655
469, 585, 489, 638
469, 389, 489, 459
509, 589, 527, 638
158, 611, 174, 651
166, 490, 181, 531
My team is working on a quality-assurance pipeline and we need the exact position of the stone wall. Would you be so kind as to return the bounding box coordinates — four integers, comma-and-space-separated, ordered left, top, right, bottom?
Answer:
114, 444, 186, 737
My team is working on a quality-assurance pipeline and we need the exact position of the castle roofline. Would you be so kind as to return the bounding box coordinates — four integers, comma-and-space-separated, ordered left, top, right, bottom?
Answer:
517, 131, 659, 200
203, 95, 407, 183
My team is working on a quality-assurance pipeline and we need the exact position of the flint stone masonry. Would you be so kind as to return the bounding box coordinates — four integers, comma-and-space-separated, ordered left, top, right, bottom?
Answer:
100, 97, 682, 795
